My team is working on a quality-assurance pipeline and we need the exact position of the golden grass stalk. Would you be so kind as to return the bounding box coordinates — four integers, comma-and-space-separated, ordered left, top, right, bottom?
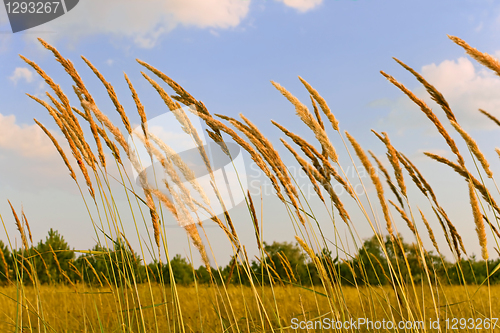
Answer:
193, 112, 286, 203
396, 151, 427, 197
238, 114, 299, 198
29, 94, 95, 176
346, 132, 393, 237
31, 100, 95, 197
272, 120, 354, 198
450, 120, 493, 178
49, 244, 77, 291
468, 181, 488, 260
247, 191, 260, 250
380, 71, 466, 168
37, 38, 96, 105
431, 206, 455, 256
281, 139, 335, 208
424, 152, 500, 215
271, 81, 339, 163
418, 208, 440, 255
399, 152, 438, 204
438, 206, 467, 257
479, 109, 500, 127
223, 115, 306, 225
82, 56, 132, 135
185, 224, 210, 269
295, 236, 331, 292
369, 151, 404, 208
146, 131, 211, 207
83, 101, 130, 155
79, 100, 106, 168
0, 246, 9, 283
21, 211, 32, 245
310, 96, 324, 130
136, 59, 201, 111
8, 201, 28, 249
84, 257, 103, 287
389, 200, 416, 234
298, 76, 339, 131
20, 55, 74, 119
144, 189, 162, 250
34, 119, 77, 181
497, 148, 500, 159
393, 57, 457, 122
134, 132, 198, 214
125, 73, 148, 138
449, 35, 500, 77
372, 130, 407, 198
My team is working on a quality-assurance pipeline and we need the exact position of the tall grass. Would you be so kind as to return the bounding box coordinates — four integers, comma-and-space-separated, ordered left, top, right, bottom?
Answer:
0, 35, 499, 332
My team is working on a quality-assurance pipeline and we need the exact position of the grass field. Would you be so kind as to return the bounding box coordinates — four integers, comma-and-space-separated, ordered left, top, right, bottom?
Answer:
0, 284, 497, 332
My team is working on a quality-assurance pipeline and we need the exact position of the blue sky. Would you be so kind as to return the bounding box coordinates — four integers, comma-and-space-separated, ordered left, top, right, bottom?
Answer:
0, 0, 499, 265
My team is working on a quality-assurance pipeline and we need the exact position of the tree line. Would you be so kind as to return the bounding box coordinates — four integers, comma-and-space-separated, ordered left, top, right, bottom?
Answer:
0, 229, 498, 287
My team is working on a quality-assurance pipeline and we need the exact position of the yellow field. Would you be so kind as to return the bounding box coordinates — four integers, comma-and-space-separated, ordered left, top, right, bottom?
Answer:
1, 283, 498, 332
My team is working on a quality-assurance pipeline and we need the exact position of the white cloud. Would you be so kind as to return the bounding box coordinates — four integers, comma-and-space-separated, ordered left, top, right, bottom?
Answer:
276, 0, 323, 12
0, 113, 58, 158
377, 56, 500, 132
9, 67, 34, 85
33, 0, 251, 48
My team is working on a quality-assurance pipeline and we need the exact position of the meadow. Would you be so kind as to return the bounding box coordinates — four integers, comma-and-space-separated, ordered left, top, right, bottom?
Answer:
0, 34, 499, 332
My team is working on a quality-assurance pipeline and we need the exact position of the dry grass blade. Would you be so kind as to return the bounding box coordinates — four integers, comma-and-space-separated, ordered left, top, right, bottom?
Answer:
223, 115, 306, 225
272, 120, 354, 198
424, 152, 500, 215
468, 181, 488, 260
271, 81, 339, 163
79, 100, 106, 168
135, 132, 199, 213
380, 71, 465, 167
399, 152, 437, 204
184, 224, 210, 268
418, 208, 440, 255
8, 201, 28, 250
144, 189, 162, 250
247, 191, 260, 249
37, 38, 96, 105
146, 131, 211, 207
0, 246, 9, 283
125, 73, 148, 139
194, 112, 286, 203
372, 130, 407, 198
21, 210, 33, 245
298, 76, 339, 131
34, 119, 77, 181
389, 200, 416, 234
346, 131, 393, 237
82, 56, 132, 134
369, 151, 404, 208
393, 57, 456, 122
83, 101, 129, 155
450, 120, 493, 178
438, 206, 467, 257
449, 35, 500, 77
281, 138, 327, 204
479, 109, 500, 127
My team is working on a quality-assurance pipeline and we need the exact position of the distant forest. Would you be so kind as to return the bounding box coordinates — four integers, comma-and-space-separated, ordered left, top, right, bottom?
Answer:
1, 229, 498, 286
